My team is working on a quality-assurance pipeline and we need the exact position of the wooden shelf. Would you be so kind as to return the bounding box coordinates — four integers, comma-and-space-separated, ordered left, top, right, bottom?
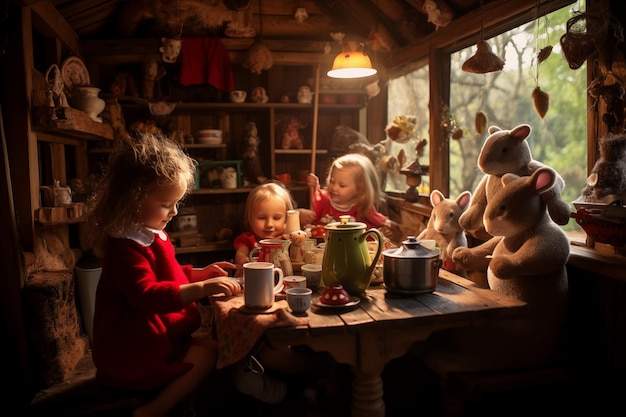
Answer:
33, 107, 114, 141
275, 149, 328, 155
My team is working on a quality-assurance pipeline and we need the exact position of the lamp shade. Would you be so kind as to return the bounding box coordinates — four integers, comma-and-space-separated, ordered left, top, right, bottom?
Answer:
327, 42, 377, 79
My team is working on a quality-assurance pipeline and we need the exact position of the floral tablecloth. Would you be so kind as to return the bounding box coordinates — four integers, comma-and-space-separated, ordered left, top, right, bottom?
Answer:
210, 295, 308, 369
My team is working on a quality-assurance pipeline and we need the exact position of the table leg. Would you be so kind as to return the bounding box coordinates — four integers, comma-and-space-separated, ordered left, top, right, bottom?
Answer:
351, 366, 385, 417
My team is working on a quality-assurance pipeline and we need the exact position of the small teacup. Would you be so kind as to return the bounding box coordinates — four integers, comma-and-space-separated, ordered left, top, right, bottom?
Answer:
286, 287, 312, 314
229, 90, 247, 103
301, 264, 322, 289
284, 275, 306, 293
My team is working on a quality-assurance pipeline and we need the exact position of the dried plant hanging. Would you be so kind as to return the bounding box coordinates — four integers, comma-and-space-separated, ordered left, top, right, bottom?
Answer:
461, 2, 504, 74
475, 111, 487, 134
242, 0, 273, 74
531, 3, 552, 119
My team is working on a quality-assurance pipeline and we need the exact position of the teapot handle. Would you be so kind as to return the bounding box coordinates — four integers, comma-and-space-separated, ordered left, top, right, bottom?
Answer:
360, 228, 384, 283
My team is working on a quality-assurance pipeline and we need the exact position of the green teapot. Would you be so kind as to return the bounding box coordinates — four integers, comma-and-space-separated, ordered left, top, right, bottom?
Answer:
321, 219, 383, 295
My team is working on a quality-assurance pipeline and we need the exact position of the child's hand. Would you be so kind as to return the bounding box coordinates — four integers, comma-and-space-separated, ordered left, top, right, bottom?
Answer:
298, 208, 317, 226
193, 261, 236, 281
203, 277, 242, 298
306, 173, 320, 190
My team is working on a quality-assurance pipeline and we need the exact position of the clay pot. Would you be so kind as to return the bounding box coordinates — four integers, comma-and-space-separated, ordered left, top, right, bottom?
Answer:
71, 86, 106, 122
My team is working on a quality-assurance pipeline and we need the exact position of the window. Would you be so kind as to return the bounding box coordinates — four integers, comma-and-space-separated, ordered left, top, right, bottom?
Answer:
388, 2, 587, 235
386, 65, 430, 194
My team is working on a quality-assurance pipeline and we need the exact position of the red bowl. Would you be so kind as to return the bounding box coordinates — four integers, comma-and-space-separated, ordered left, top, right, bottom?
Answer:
319, 285, 351, 305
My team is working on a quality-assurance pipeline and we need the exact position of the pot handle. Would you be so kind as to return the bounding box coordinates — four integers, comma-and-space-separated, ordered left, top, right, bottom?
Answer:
361, 228, 384, 282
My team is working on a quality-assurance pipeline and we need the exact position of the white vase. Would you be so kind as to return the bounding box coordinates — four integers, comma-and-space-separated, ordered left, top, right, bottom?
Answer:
71, 86, 106, 122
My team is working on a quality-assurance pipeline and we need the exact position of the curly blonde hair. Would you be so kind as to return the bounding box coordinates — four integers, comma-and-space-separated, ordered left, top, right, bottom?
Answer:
87, 131, 196, 255
326, 153, 383, 220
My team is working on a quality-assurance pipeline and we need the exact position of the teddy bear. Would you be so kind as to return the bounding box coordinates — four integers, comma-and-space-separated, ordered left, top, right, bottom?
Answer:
413, 167, 570, 374
458, 124, 571, 243
278, 117, 305, 150
581, 132, 626, 203
417, 189, 471, 276
287, 229, 308, 272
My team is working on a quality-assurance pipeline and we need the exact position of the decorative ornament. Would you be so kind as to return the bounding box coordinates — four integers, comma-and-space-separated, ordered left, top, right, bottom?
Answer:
423, 0, 453, 29
475, 111, 487, 134
461, 40, 504, 74
461, 2, 504, 74
243, 41, 273, 74
242, 0, 273, 74
531, 86, 549, 119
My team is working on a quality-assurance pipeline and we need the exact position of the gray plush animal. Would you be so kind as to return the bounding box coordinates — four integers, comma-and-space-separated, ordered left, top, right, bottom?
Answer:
581, 132, 626, 203
421, 168, 570, 374
458, 124, 571, 241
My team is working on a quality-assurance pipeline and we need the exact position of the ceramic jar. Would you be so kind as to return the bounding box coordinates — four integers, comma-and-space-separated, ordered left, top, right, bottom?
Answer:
71, 86, 106, 122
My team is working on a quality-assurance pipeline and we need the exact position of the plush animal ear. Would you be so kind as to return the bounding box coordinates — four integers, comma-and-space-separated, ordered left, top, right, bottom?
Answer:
532, 167, 556, 193
430, 190, 445, 206
586, 172, 598, 186
508, 124, 532, 143
456, 191, 472, 209
488, 125, 502, 135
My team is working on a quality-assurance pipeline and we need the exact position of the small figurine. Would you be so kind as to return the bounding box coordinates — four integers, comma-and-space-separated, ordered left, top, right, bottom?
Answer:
45, 64, 69, 108
241, 121, 266, 185
160, 37, 182, 64
297, 86, 313, 104
288, 229, 308, 272
250, 86, 269, 103
278, 117, 305, 150
142, 58, 166, 100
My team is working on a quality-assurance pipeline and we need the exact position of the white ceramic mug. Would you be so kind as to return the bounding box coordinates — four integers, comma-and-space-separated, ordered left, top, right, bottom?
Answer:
286, 287, 312, 314
243, 262, 284, 310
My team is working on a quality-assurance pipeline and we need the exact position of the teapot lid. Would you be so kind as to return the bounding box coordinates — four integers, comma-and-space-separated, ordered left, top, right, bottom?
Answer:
383, 236, 440, 259
324, 220, 367, 231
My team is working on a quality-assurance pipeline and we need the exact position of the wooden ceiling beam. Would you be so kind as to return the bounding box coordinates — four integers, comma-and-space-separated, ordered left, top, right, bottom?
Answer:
29, 0, 79, 55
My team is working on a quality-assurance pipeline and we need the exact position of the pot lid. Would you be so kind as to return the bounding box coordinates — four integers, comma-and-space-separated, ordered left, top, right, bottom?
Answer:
383, 236, 440, 259
324, 220, 367, 231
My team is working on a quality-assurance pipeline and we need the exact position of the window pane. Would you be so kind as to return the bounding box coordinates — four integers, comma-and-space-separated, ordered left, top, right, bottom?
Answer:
386, 65, 430, 194
449, 4, 587, 234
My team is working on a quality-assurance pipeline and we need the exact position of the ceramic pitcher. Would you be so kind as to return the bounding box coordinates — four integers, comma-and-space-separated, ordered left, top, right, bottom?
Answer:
321, 221, 383, 295
249, 238, 293, 275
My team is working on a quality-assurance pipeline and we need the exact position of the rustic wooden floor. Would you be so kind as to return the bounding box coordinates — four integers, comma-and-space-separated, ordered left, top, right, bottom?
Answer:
30, 349, 617, 417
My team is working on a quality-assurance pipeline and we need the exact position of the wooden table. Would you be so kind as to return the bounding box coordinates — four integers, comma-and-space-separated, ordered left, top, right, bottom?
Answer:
262, 270, 527, 417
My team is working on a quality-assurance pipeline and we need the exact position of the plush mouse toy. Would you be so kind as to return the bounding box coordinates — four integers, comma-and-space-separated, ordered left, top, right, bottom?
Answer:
458, 124, 571, 242
417, 190, 471, 275
416, 168, 570, 374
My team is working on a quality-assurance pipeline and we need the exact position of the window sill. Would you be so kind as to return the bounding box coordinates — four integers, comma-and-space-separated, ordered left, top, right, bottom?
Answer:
568, 238, 626, 282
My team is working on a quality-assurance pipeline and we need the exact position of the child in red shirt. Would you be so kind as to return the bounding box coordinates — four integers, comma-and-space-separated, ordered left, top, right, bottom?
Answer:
87, 132, 240, 417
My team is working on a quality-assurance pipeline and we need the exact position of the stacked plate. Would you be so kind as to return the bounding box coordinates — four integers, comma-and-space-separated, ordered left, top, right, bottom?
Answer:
196, 129, 222, 145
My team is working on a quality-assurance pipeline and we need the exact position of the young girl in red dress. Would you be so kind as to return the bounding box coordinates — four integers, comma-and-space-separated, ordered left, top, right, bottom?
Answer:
87, 132, 240, 417
300, 153, 394, 236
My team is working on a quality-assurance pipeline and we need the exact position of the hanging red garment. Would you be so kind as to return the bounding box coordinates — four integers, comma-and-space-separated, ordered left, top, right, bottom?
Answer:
178, 37, 234, 92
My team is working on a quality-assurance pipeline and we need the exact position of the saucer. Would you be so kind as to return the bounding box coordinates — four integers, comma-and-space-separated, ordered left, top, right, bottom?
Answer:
312, 296, 360, 309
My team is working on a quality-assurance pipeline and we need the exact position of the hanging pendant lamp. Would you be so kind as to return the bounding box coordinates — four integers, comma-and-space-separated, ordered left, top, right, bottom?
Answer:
327, 40, 377, 79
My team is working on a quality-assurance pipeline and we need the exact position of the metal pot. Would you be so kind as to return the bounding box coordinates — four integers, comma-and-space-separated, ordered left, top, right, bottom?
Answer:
382, 236, 442, 295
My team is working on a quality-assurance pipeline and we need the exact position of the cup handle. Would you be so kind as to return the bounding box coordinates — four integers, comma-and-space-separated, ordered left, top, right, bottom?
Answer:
273, 268, 284, 294
249, 247, 260, 261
